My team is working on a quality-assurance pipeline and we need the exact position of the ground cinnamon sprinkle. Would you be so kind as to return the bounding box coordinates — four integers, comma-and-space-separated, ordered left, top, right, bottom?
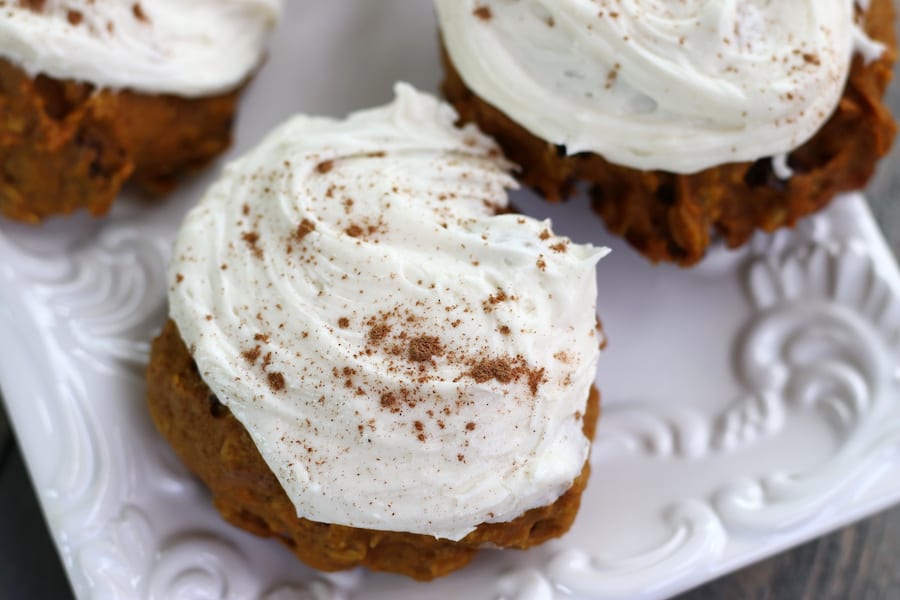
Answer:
346, 223, 364, 237
20, 0, 46, 12
407, 336, 443, 362
242, 346, 261, 364
295, 218, 316, 241
380, 391, 399, 412
483, 289, 509, 312
488, 289, 507, 304
473, 5, 492, 20
367, 323, 391, 344
467, 357, 514, 383
465, 356, 546, 395
338, 317, 350, 328
316, 160, 334, 174
526, 368, 546, 396
132, 2, 149, 22
241, 231, 263, 259
267, 371, 286, 392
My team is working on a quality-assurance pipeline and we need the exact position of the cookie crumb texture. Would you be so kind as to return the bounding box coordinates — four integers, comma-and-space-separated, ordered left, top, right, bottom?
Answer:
441, 0, 897, 266
0, 57, 240, 223
147, 320, 600, 580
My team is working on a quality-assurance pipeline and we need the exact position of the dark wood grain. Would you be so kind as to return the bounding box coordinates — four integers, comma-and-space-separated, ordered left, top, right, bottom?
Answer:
676, 505, 900, 600
0, 436, 73, 600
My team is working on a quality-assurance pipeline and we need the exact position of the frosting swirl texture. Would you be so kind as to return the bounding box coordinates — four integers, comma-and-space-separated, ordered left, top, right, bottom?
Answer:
168, 84, 608, 540
436, 0, 865, 173
0, 0, 280, 96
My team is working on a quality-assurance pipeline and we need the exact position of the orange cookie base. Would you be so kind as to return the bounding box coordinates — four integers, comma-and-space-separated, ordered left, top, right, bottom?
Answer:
0, 58, 242, 223
441, 0, 897, 266
146, 320, 600, 581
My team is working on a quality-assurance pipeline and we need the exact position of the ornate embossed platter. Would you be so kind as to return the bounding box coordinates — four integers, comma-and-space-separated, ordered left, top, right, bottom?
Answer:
1, 2, 900, 599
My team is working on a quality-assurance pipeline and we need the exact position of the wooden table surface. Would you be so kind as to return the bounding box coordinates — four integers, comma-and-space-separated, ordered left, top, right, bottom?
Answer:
676, 506, 900, 599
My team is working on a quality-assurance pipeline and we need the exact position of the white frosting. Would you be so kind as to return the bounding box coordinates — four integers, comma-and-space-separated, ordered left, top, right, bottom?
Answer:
771, 153, 794, 181
854, 23, 888, 64
169, 84, 608, 541
436, 1, 875, 174
0, 0, 280, 96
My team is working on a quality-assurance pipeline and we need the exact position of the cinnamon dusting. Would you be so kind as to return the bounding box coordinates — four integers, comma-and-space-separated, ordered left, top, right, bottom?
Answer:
132, 3, 149, 23
295, 218, 316, 241
242, 346, 261, 364
241, 231, 263, 259
473, 5, 492, 20
465, 356, 546, 395
367, 323, 391, 344
19, 0, 46, 12
407, 336, 443, 362
267, 371, 285, 392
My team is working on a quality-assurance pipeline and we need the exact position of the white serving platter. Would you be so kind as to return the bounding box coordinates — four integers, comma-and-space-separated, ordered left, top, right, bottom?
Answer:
1, 2, 899, 599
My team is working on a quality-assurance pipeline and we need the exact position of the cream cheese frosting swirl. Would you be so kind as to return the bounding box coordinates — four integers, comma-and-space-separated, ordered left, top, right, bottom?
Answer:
169, 84, 608, 540
436, 0, 873, 173
0, 0, 280, 96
